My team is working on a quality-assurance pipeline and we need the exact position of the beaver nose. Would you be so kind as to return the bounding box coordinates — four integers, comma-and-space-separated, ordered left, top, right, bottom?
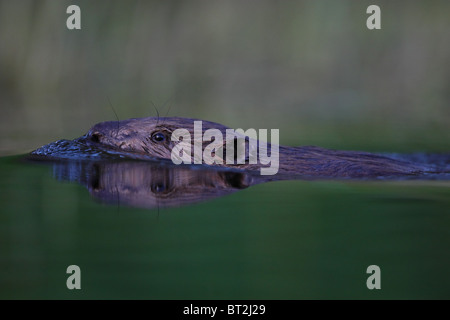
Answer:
90, 132, 103, 143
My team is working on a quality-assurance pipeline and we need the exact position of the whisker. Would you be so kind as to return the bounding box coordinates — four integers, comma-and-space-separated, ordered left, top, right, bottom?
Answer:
160, 96, 172, 114
160, 96, 173, 126
150, 100, 160, 125
107, 96, 120, 138
164, 104, 172, 119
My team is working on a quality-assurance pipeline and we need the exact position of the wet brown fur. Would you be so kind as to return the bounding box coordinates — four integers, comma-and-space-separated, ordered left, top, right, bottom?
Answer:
81, 116, 432, 178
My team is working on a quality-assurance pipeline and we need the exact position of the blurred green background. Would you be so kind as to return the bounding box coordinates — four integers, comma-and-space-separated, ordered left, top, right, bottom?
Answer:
0, 0, 450, 300
0, 0, 449, 155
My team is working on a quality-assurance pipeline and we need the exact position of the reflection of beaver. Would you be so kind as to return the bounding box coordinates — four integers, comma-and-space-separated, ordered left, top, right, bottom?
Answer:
32, 117, 449, 179
40, 159, 254, 209
90, 163, 252, 208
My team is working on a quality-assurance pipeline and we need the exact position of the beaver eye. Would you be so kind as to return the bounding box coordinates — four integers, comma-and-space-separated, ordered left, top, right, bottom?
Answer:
152, 132, 165, 143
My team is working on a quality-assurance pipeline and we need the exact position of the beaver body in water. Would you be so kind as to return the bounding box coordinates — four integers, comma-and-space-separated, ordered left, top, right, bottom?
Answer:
30, 117, 449, 179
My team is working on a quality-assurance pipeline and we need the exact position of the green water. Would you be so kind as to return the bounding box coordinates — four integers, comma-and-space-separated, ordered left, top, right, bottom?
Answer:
1, 155, 449, 299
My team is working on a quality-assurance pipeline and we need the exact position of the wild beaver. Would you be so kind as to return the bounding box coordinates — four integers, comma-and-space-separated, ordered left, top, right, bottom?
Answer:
31, 116, 449, 179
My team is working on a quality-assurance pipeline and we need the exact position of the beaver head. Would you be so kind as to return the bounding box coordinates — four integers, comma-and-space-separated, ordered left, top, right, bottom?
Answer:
84, 116, 257, 167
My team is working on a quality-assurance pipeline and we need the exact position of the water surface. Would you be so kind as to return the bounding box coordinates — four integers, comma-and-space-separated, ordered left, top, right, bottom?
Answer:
1, 155, 449, 299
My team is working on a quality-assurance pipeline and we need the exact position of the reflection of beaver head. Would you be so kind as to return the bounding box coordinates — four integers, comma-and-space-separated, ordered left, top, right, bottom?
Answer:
87, 161, 252, 209
26, 156, 260, 209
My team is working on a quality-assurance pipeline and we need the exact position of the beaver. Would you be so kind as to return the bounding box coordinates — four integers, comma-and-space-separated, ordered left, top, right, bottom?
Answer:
31, 116, 449, 179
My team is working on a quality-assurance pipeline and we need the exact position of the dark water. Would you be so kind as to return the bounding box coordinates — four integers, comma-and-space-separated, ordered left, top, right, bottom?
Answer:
1, 154, 450, 299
